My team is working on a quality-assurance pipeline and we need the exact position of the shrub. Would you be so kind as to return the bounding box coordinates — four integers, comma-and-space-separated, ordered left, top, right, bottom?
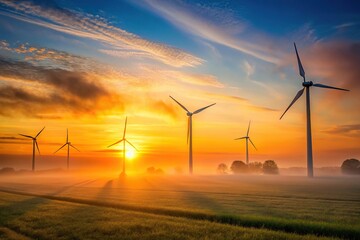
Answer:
341, 159, 360, 175
230, 160, 247, 174
217, 163, 228, 174
263, 160, 279, 175
248, 162, 263, 173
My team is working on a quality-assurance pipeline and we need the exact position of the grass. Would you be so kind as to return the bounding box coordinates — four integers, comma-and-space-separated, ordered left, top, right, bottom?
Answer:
0, 192, 338, 240
0, 174, 359, 239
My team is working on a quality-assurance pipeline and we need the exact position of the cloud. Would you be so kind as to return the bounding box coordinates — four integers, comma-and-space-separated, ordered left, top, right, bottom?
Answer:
243, 60, 255, 77
204, 92, 278, 112
0, 55, 121, 117
0, 50, 183, 120
139, 0, 283, 64
0, 0, 203, 67
139, 65, 224, 88
334, 22, 358, 30
323, 124, 360, 137
0, 40, 105, 73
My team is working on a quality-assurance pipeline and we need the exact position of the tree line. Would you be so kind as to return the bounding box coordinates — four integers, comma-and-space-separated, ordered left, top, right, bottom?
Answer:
217, 160, 279, 175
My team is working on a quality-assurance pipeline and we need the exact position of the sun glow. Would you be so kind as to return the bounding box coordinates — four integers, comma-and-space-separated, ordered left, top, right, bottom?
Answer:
125, 148, 136, 160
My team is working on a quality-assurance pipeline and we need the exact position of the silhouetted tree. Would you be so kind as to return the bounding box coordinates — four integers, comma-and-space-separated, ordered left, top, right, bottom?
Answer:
263, 160, 279, 174
147, 167, 164, 175
147, 167, 156, 174
248, 162, 263, 173
217, 163, 228, 174
0, 167, 15, 175
341, 159, 360, 175
230, 160, 247, 174
155, 168, 164, 175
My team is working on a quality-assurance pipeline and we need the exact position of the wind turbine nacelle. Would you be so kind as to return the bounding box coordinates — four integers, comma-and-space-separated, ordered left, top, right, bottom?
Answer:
302, 81, 313, 87
187, 112, 193, 116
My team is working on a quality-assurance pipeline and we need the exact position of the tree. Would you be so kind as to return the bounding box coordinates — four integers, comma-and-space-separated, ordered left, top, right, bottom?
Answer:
341, 159, 360, 175
217, 163, 228, 174
146, 167, 164, 175
147, 166, 156, 174
230, 160, 247, 174
263, 160, 279, 174
0, 167, 15, 175
248, 162, 263, 173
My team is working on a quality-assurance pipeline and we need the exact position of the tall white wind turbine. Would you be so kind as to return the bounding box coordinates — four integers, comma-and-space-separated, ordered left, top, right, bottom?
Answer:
19, 127, 45, 171
234, 121, 257, 165
108, 117, 138, 177
54, 129, 80, 170
280, 43, 349, 177
170, 96, 216, 174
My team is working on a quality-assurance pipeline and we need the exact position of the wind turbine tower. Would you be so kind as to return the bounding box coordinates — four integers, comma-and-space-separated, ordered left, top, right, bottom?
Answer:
170, 96, 216, 174
54, 129, 80, 170
108, 117, 138, 177
280, 43, 349, 177
19, 127, 45, 171
234, 121, 257, 165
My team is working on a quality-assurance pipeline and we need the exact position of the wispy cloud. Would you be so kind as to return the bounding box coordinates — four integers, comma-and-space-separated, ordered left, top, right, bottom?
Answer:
204, 92, 278, 112
139, 0, 283, 64
138, 65, 224, 88
334, 22, 358, 30
243, 60, 255, 77
0, 0, 203, 67
323, 124, 360, 137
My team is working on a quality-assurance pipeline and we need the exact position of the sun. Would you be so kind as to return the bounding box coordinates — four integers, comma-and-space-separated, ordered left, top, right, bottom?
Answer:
125, 148, 136, 160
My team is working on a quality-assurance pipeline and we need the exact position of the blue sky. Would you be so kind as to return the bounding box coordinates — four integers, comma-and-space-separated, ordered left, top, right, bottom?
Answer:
0, 0, 359, 171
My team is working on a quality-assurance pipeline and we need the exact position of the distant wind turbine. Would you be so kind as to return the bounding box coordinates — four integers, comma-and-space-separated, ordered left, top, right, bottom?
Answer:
170, 96, 216, 174
280, 42, 349, 178
19, 127, 45, 171
54, 129, 80, 170
108, 117, 138, 177
234, 121, 257, 165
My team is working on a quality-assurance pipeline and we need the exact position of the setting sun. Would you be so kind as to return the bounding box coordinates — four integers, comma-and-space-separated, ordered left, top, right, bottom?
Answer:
125, 149, 136, 160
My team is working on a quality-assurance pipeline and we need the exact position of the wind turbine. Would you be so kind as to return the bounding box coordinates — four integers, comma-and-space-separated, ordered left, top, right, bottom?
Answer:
108, 117, 138, 177
234, 121, 257, 165
19, 127, 45, 171
169, 96, 216, 174
54, 129, 80, 170
280, 43, 349, 178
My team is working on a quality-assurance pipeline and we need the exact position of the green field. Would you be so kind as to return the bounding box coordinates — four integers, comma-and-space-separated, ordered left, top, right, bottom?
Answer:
0, 174, 359, 239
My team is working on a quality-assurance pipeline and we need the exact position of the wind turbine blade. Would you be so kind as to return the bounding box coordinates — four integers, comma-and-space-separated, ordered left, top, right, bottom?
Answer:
123, 117, 127, 139
193, 103, 216, 114
36, 126, 45, 138
107, 139, 124, 148
35, 140, 40, 155
70, 144, 80, 152
234, 137, 247, 140
294, 43, 305, 81
19, 134, 33, 139
280, 88, 305, 120
169, 95, 190, 113
249, 138, 257, 151
54, 143, 67, 154
187, 117, 190, 144
66, 128, 68, 143
125, 139, 138, 151
313, 83, 349, 91
247, 121, 251, 137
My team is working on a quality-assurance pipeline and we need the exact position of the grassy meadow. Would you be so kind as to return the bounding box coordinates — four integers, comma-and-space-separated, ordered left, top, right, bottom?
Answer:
0, 173, 359, 239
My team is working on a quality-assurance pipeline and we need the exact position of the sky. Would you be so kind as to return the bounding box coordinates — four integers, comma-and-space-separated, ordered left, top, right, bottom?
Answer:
0, 0, 359, 174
